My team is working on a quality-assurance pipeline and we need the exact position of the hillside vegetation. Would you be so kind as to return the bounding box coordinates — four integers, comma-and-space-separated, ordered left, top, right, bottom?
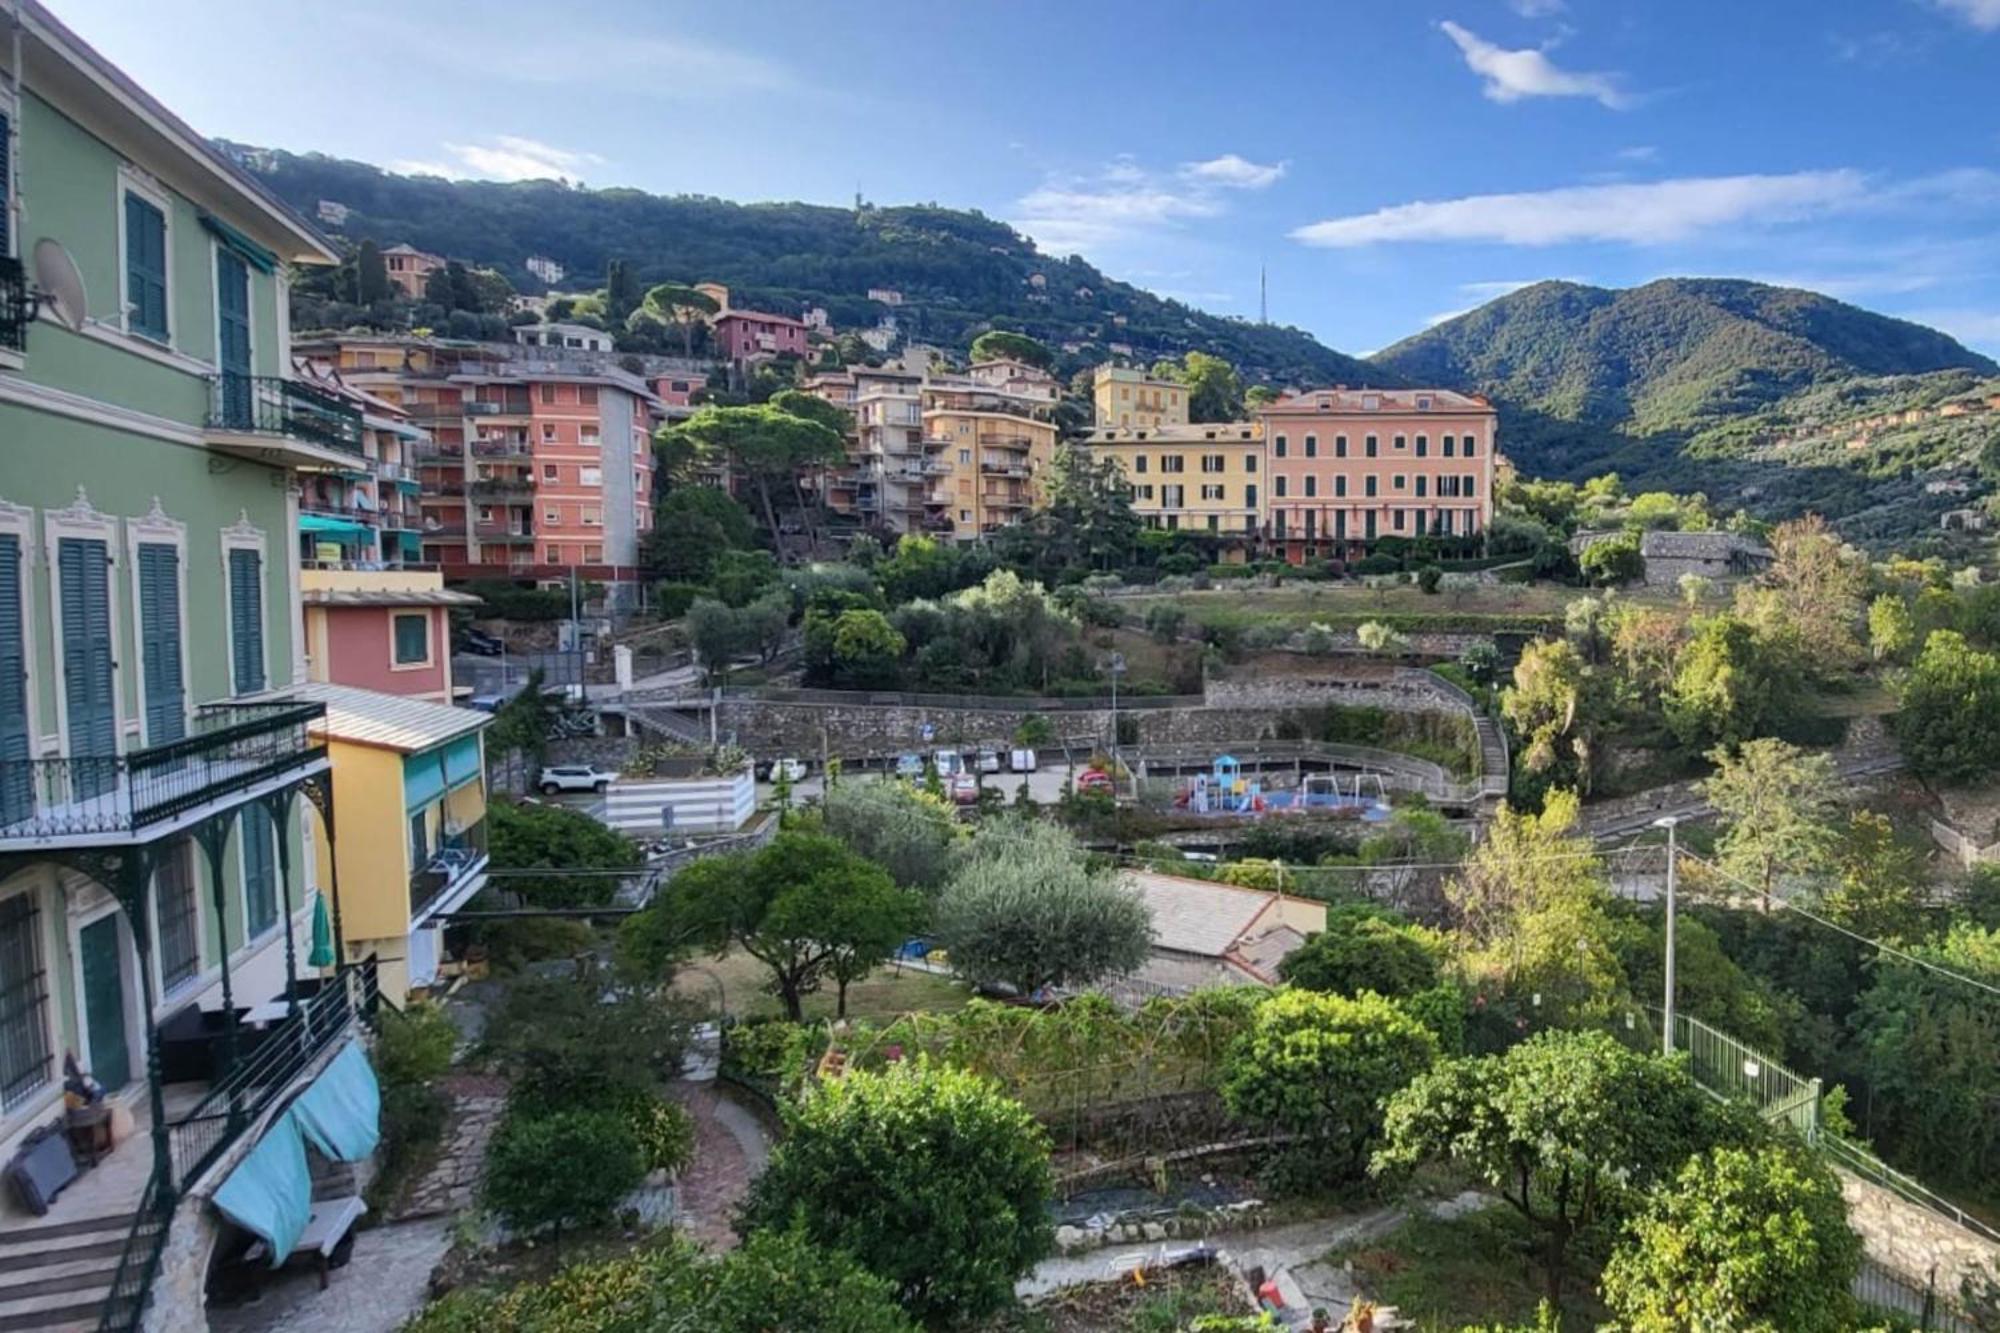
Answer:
225, 145, 1383, 388
1374, 279, 1999, 541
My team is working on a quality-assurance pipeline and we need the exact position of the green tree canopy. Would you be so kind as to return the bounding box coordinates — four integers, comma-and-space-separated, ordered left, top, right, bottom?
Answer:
638, 281, 720, 357
1664, 613, 1783, 749
1151, 351, 1246, 422
1277, 904, 1443, 1000
488, 798, 639, 908
1375, 1029, 1745, 1308
637, 829, 923, 1019
1898, 629, 2000, 784
969, 329, 1053, 369
659, 405, 846, 551
932, 819, 1151, 996
740, 1060, 1053, 1326
482, 1108, 643, 1246
1601, 1143, 1862, 1333
1700, 738, 1841, 909
819, 779, 961, 891
1220, 988, 1438, 1175
1578, 531, 1645, 586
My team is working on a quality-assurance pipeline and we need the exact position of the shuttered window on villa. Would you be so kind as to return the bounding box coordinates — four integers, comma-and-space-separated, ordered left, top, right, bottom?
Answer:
241, 804, 278, 938
0, 893, 51, 1111
228, 548, 265, 694
156, 845, 201, 992
137, 543, 185, 744
124, 193, 169, 343
0, 108, 12, 257
0, 535, 29, 827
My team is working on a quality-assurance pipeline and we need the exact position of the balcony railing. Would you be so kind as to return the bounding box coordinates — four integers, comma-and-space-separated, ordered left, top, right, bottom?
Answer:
469, 479, 535, 501
471, 437, 534, 458
165, 958, 379, 1190
0, 701, 326, 844
466, 399, 532, 416
410, 816, 488, 920
207, 375, 364, 454
475, 526, 536, 545
0, 257, 27, 356
422, 522, 468, 538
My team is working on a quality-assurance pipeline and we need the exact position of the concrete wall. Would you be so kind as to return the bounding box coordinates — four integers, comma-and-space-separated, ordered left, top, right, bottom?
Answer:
599, 770, 755, 834
1842, 1172, 2000, 1305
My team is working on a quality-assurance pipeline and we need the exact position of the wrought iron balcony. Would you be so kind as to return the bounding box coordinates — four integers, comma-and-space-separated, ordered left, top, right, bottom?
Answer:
0, 701, 327, 847
469, 479, 535, 501
474, 526, 536, 545
0, 257, 27, 356
410, 816, 488, 921
207, 375, 364, 454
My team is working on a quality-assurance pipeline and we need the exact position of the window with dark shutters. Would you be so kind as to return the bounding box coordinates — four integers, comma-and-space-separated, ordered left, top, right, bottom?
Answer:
124, 193, 169, 342
0, 109, 12, 258
137, 544, 184, 745
228, 548, 265, 694
57, 538, 116, 798
241, 804, 278, 938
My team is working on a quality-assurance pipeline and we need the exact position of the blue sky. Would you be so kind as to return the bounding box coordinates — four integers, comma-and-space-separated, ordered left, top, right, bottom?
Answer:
54, 0, 2000, 358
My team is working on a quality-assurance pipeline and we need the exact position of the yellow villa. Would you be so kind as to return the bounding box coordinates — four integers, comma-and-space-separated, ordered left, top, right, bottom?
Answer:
1093, 364, 1190, 430
1081, 420, 1265, 553
293, 683, 492, 1003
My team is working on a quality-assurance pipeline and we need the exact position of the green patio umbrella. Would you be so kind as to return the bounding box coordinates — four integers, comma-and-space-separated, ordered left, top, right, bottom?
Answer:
308, 893, 335, 968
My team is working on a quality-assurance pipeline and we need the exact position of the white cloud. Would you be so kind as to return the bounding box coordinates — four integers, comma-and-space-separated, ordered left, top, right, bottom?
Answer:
1615, 145, 1659, 162
1510, 0, 1566, 14
1438, 20, 1630, 109
1934, 0, 2000, 31
392, 136, 605, 183
1181, 154, 1287, 190
1014, 153, 1281, 257
1291, 171, 1866, 247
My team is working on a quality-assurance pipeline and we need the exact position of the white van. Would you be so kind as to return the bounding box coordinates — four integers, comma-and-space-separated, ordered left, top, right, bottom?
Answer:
932, 748, 964, 777
1008, 747, 1038, 773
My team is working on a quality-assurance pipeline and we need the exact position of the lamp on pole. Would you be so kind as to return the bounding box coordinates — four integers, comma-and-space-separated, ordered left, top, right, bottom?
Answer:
1106, 651, 1126, 768
1653, 814, 1679, 1056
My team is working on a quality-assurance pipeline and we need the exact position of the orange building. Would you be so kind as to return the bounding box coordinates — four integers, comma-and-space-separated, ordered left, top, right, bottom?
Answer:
295, 336, 663, 607
1259, 388, 1498, 563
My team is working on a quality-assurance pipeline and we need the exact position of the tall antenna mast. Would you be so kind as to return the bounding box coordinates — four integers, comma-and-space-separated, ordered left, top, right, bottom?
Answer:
1260, 263, 1268, 325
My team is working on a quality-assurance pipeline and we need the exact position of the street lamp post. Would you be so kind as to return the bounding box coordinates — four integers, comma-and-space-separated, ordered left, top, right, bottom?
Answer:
1107, 651, 1126, 770
1653, 815, 1679, 1056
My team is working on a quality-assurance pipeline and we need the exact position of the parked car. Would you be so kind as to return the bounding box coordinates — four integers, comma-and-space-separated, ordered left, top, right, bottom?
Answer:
538, 764, 619, 794
950, 773, 981, 806
932, 748, 965, 777
975, 745, 1002, 774
763, 757, 808, 783
1008, 747, 1038, 773
1075, 768, 1115, 795
894, 752, 925, 780
464, 693, 506, 714
457, 628, 504, 657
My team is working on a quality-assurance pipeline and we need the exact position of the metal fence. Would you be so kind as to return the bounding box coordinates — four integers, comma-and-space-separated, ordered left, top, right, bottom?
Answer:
1651, 1007, 1822, 1140
1854, 1257, 1986, 1332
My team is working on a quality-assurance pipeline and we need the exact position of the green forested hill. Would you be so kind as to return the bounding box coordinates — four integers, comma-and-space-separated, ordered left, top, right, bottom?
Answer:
223, 144, 1384, 387
1370, 279, 1998, 541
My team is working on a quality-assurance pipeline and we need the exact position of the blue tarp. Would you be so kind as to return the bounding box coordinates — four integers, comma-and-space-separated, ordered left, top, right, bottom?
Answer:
290, 1041, 381, 1163
213, 1112, 311, 1266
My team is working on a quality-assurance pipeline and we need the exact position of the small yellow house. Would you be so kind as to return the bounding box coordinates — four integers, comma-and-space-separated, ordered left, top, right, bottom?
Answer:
289, 682, 491, 1003
1082, 421, 1265, 550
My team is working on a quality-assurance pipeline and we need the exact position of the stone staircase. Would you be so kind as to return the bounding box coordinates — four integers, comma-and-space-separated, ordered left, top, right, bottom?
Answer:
0, 1211, 133, 1332
1474, 716, 1508, 794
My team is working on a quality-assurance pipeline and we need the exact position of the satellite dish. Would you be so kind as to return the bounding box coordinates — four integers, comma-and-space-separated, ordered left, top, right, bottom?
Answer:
32, 239, 88, 333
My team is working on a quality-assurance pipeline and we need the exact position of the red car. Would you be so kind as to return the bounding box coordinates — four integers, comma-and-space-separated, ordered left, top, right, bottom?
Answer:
1075, 769, 1115, 795
950, 774, 981, 806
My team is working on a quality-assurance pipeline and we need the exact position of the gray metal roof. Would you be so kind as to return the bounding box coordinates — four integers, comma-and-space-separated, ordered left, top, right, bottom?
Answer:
260, 682, 489, 754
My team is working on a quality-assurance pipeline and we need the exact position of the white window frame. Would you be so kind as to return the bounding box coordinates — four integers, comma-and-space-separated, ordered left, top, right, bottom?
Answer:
116, 166, 176, 351
0, 495, 39, 755
42, 488, 126, 755
219, 513, 269, 699
581, 508, 600, 527
543, 507, 561, 526
578, 466, 602, 487
390, 609, 434, 672
149, 839, 209, 1005
125, 498, 190, 747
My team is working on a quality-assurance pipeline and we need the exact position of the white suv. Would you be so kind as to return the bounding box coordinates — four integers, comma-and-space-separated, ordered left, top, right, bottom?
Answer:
538, 764, 618, 794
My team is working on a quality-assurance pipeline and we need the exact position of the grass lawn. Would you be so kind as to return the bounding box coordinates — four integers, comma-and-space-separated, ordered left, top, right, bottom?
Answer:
1327, 1204, 1609, 1332
671, 945, 971, 1022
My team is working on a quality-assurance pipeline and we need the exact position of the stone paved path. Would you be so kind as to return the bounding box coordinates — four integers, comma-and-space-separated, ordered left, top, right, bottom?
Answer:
208, 1217, 453, 1333
396, 1072, 507, 1221
665, 1082, 772, 1251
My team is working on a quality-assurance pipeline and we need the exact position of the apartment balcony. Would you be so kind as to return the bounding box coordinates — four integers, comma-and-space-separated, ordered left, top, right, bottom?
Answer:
422, 521, 468, 538
205, 375, 366, 466
0, 256, 27, 356
0, 701, 327, 850
465, 398, 532, 417
983, 492, 1031, 510
410, 816, 489, 924
978, 434, 1036, 452
471, 437, 534, 458
979, 459, 1033, 478
300, 497, 380, 523
469, 479, 536, 502
922, 459, 954, 476
474, 526, 536, 545
925, 489, 954, 507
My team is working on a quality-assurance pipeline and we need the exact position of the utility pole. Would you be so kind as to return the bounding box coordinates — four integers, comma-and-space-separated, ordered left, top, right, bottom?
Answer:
1259, 263, 1268, 326
1654, 815, 1679, 1056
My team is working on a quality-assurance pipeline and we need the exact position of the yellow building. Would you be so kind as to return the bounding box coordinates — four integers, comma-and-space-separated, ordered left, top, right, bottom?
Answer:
1094, 364, 1190, 430
922, 374, 1061, 542
1083, 421, 1265, 547
294, 683, 491, 1004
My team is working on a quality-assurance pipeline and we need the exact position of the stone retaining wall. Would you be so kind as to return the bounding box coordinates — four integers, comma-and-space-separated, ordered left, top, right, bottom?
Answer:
1842, 1173, 2000, 1301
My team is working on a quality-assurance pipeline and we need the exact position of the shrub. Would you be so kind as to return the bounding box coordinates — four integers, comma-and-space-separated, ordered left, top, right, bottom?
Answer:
1417, 564, 1443, 594
376, 1003, 457, 1087
1145, 603, 1187, 643
620, 1092, 696, 1175
483, 1108, 644, 1242
653, 581, 708, 620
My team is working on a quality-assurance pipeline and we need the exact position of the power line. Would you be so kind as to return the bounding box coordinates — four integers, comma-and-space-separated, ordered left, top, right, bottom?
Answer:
1678, 851, 2000, 1003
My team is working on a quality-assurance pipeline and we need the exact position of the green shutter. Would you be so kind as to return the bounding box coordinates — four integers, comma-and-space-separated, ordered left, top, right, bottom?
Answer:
216, 250, 251, 377
0, 111, 11, 258
228, 548, 265, 694
124, 193, 168, 342
393, 613, 428, 664
58, 538, 116, 800
0, 535, 29, 825
241, 804, 277, 938
137, 543, 185, 745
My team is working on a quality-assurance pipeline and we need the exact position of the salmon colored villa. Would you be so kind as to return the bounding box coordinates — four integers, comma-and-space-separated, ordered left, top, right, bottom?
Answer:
712, 309, 809, 363
1259, 388, 1498, 563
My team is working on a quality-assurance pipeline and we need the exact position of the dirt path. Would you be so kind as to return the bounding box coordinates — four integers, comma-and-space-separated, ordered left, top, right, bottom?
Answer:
667, 1081, 773, 1250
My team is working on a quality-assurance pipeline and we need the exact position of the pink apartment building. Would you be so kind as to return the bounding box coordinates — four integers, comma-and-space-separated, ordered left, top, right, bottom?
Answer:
712, 309, 809, 363
1260, 388, 1498, 564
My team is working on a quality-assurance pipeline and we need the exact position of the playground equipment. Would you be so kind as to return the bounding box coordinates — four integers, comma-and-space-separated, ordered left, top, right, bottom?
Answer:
1173, 753, 1394, 820
1180, 755, 1265, 814
1300, 771, 1390, 809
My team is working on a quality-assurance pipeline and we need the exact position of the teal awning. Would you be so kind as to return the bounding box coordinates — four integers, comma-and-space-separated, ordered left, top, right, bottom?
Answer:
198, 211, 279, 274
291, 1042, 381, 1163
443, 734, 482, 788
398, 531, 423, 557
300, 514, 368, 539
404, 750, 447, 811
214, 1112, 311, 1266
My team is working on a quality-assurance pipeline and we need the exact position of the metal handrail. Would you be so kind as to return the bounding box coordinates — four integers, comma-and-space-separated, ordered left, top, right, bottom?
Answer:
0, 257, 28, 356
206, 375, 364, 453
